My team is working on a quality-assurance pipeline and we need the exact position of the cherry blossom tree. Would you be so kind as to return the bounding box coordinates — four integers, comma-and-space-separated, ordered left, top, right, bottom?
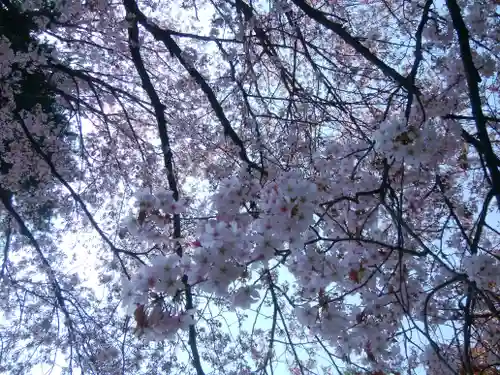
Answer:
0, 0, 499, 374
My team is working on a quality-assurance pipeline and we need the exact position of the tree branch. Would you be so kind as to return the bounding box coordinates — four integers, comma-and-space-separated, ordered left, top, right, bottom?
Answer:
122, 0, 265, 176
289, 0, 417, 94
446, 0, 500, 208
126, 17, 182, 257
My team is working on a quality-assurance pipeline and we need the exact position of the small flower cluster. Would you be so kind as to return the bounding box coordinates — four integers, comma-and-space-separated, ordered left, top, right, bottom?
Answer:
120, 188, 186, 244
373, 115, 460, 168
121, 254, 194, 341
420, 345, 460, 375
463, 253, 500, 290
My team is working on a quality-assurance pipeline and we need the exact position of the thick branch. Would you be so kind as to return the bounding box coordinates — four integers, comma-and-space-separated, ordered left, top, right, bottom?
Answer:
405, 0, 432, 119
184, 283, 205, 375
289, 0, 417, 94
446, 0, 500, 208
126, 18, 182, 257
122, 0, 264, 175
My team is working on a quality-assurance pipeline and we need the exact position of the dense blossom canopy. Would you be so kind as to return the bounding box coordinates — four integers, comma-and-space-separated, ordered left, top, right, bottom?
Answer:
0, 0, 498, 374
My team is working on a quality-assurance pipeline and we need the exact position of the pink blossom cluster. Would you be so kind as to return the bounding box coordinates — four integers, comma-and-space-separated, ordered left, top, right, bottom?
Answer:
119, 117, 500, 371
120, 114, 500, 366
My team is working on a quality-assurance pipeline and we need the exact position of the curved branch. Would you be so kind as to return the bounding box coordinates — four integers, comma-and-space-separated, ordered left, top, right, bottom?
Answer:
126, 17, 182, 257
446, 0, 500, 208
122, 0, 265, 176
13, 112, 141, 275
289, 0, 417, 94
